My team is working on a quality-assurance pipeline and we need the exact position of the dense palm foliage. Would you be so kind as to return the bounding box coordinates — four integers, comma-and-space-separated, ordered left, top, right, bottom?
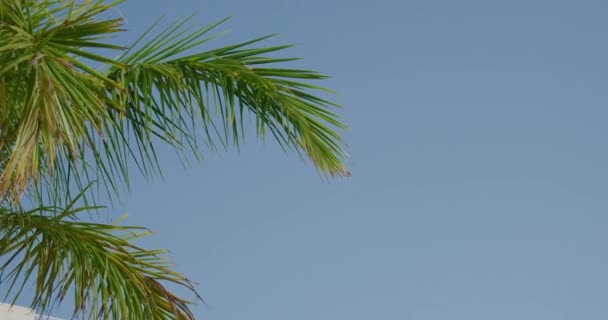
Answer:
0, 0, 348, 319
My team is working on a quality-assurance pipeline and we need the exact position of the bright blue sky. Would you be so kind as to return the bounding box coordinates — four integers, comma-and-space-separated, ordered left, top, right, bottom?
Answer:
51, 0, 608, 319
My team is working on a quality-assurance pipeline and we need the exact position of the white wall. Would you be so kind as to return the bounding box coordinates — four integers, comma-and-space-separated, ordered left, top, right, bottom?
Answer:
0, 303, 34, 320
0, 303, 63, 320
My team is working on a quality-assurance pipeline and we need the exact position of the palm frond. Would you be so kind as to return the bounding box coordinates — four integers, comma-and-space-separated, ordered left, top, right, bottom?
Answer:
95, 18, 351, 207
105, 26, 350, 176
0, 0, 348, 205
0, 0, 125, 202
0, 194, 199, 319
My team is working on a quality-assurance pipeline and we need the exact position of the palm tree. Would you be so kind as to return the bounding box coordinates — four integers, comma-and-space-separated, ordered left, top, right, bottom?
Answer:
0, 0, 348, 319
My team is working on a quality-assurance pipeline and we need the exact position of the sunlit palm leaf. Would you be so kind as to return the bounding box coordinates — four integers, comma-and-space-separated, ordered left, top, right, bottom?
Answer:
0, 0, 349, 318
0, 0, 348, 204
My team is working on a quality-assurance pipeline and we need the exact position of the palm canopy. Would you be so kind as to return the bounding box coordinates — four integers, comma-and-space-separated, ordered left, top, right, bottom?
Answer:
0, 0, 348, 204
0, 0, 348, 319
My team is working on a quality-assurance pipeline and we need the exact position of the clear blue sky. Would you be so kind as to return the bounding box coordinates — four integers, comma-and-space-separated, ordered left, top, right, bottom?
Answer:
51, 0, 608, 319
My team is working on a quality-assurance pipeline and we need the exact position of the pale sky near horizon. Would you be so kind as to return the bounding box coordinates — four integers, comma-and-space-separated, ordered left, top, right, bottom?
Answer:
15, 1, 608, 319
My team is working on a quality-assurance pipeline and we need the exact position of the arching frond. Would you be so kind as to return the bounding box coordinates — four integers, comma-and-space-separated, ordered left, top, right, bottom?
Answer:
0, 196, 199, 319
104, 24, 350, 179
0, 0, 348, 204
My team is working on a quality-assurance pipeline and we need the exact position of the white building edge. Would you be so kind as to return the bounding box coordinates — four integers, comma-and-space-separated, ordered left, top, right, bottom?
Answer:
0, 303, 63, 320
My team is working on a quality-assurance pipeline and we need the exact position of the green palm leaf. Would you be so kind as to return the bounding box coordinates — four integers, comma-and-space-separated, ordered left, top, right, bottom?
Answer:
0, 0, 349, 318
0, 190, 198, 319
0, 0, 348, 203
